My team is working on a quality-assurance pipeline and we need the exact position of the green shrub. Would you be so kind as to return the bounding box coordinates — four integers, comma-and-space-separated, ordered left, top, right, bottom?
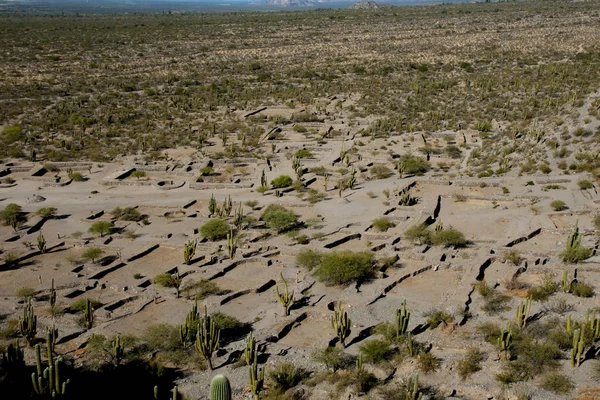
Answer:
571, 281, 594, 297
311, 346, 351, 372
88, 221, 113, 237
36, 207, 57, 219
550, 200, 567, 211
370, 165, 393, 179
526, 273, 559, 302
313, 250, 375, 286
425, 310, 454, 329
16, 287, 36, 300
456, 347, 483, 380
294, 149, 312, 158
212, 312, 252, 344
0, 203, 23, 225
431, 228, 467, 247
261, 204, 298, 232
111, 206, 143, 222
131, 170, 147, 180
81, 247, 105, 263
244, 200, 259, 209
200, 218, 230, 241
271, 175, 293, 188
372, 217, 395, 232
293, 124, 307, 133
477, 322, 501, 343
398, 156, 430, 175
360, 339, 392, 364
143, 324, 181, 353
404, 223, 432, 245
594, 214, 600, 230
296, 249, 323, 270
181, 279, 221, 300
153, 273, 179, 288
417, 352, 440, 374
577, 179, 593, 190
540, 372, 574, 394
70, 298, 102, 313
503, 249, 522, 266
269, 362, 306, 392
560, 245, 592, 263
69, 171, 85, 181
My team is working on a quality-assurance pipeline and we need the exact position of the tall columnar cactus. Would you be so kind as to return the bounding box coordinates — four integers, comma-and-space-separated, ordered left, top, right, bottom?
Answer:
209, 374, 232, 400
223, 195, 233, 217
339, 141, 347, 162
399, 189, 417, 207
49, 278, 57, 317
31, 343, 69, 398
434, 219, 443, 233
46, 324, 58, 357
276, 273, 294, 316
112, 334, 125, 366
561, 269, 575, 293
248, 353, 264, 400
396, 300, 410, 338
586, 309, 600, 340
347, 168, 356, 190
406, 332, 415, 357
19, 297, 37, 346
332, 304, 351, 348
209, 194, 217, 217
1, 339, 24, 368
292, 156, 303, 180
181, 300, 200, 346
356, 353, 363, 373
183, 239, 197, 265
571, 327, 585, 367
562, 222, 591, 263
195, 306, 220, 370
405, 374, 423, 400
245, 332, 256, 366
261, 170, 267, 188
515, 297, 532, 328
172, 271, 182, 298
233, 203, 244, 230
323, 171, 330, 192
497, 327, 512, 359
83, 299, 94, 330
37, 231, 47, 253
227, 229, 238, 260
154, 385, 178, 400
566, 314, 572, 335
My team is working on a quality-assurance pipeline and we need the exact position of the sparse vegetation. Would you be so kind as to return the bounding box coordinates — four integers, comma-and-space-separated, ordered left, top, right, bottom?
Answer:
200, 219, 231, 241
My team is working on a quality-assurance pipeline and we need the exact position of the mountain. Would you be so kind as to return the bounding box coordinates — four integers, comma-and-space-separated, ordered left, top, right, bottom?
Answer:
349, 0, 386, 9
251, 0, 322, 6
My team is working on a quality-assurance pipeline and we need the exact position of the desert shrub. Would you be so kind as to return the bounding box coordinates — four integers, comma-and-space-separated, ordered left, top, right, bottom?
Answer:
503, 249, 522, 266
181, 280, 221, 300
294, 149, 312, 158
269, 362, 306, 392
296, 249, 323, 270
261, 204, 298, 232
477, 322, 502, 343
131, 170, 147, 180
309, 166, 328, 176
359, 339, 392, 364
594, 214, 600, 230
540, 372, 574, 394
16, 287, 36, 299
560, 245, 592, 263
212, 312, 252, 344
1, 125, 23, 143
475, 282, 510, 314
271, 175, 293, 188
353, 369, 379, 394
371, 217, 395, 232
0, 203, 23, 225
69, 298, 102, 313
456, 347, 483, 380
36, 207, 57, 219
200, 218, 230, 241
571, 281, 594, 297
311, 346, 352, 372
153, 274, 179, 291
425, 310, 454, 329
142, 324, 184, 365
313, 251, 375, 286
399, 156, 430, 175
431, 228, 467, 247
81, 247, 105, 263
577, 179, 593, 190
502, 339, 562, 381
527, 273, 559, 302
444, 145, 461, 159
404, 223, 432, 244
417, 351, 440, 374
293, 124, 307, 133
111, 206, 143, 222
550, 200, 567, 211
88, 221, 113, 237
370, 165, 393, 179
244, 200, 259, 209
0, 319, 19, 339
69, 171, 84, 181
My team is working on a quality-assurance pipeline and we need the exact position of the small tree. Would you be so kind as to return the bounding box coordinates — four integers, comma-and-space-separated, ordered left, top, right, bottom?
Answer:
82, 247, 104, 264
88, 221, 113, 237
271, 175, 293, 189
200, 219, 230, 241
131, 170, 147, 180
261, 204, 298, 233
36, 207, 57, 219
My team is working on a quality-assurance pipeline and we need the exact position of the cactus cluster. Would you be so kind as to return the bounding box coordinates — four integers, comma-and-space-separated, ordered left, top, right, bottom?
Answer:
83, 298, 94, 330
183, 239, 197, 265
399, 189, 418, 206
292, 156, 303, 180
405, 374, 423, 400
248, 352, 264, 400
154, 385, 178, 400
561, 269, 576, 293
208, 194, 233, 217
233, 203, 244, 230
49, 279, 57, 317
195, 306, 220, 370
1, 339, 24, 369
396, 300, 410, 339
180, 300, 200, 346
19, 297, 37, 346
515, 297, 531, 328
244, 332, 257, 366
571, 326, 585, 367
332, 304, 352, 348
210, 375, 232, 400
585, 309, 600, 340
112, 334, 125, 366
497, 327, 512, 359
227, 228, 238, 259
406, 332, 415, 357
346, 167, 357, 190
276, 273, 295, 316
32, 342, 70, 398
37, 231, 47, 253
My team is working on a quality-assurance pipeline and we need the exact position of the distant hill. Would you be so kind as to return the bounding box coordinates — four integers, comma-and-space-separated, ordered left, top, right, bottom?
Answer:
349, 1, 391, 9
252, 0, 320, 6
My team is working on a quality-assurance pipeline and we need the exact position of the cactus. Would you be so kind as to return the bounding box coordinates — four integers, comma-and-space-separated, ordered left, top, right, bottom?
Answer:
248, 353, 264, 400
566, 314, 572, 335
399, 189, 417, 207
155, 386, 178, 400
571, 327, 585, 367
183, 239, 197, 265
83, 298, 94, 330
49, 279, 57, 317
406, 332, 415, 357
586, 309, 600, 340
347, 168, 356, 190
356, 353, 363, 373
515, 297, 532, 328
37, 231, 47, 253
181, 299, 200, 345
497, 327, 512, 359
222, 195, 232, 217
339, 141, 347, 161
434, 219, 443, 233
46, 324, 58, 357
19, 297, 37, 346
210, 375, 232, 400
31, 343, 70, 398
261, 169, 267, 188
1, 339, 25, 368
276, 273, 294, 316
195, 306, 220, 370
112, 334, 125, 366
245, 332, 257, 366
233, 203, 244, 230
332, 304, 351, 348
227, 228, 238, 259
396, 300, 410, 338
209, 194, 217, 217
405, 374, 423, 400
323, 171, 329, 192
561, 222, 591, 263
172, 271, 182, 298
561, 269, 575, 293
